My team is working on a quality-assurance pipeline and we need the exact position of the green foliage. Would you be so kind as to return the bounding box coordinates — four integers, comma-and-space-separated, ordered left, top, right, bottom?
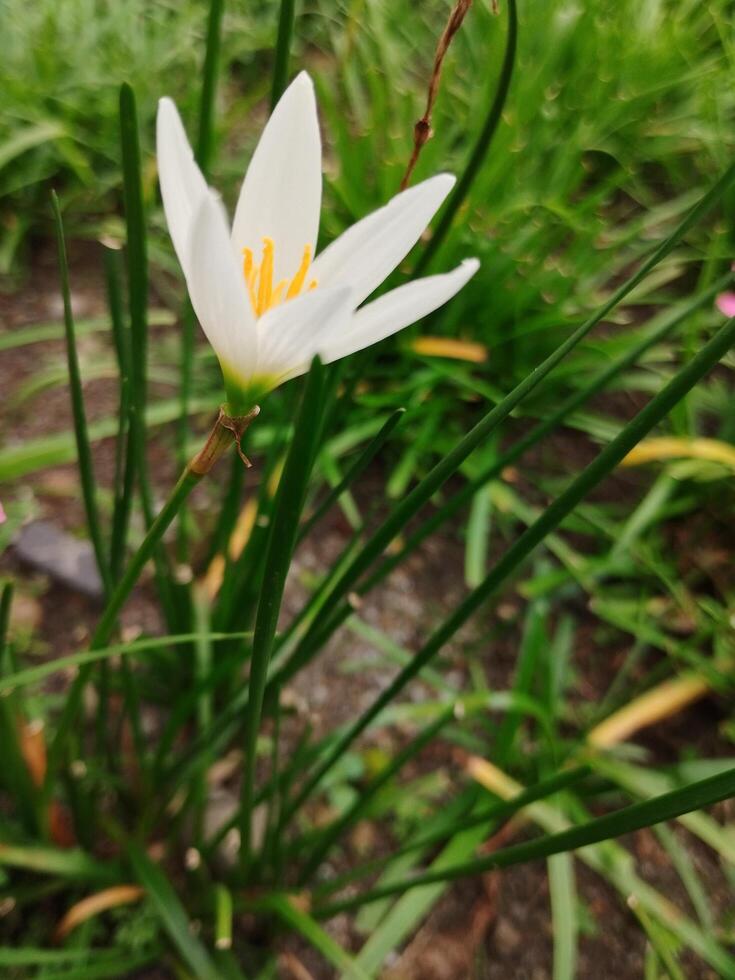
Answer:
1, 0, 735, 976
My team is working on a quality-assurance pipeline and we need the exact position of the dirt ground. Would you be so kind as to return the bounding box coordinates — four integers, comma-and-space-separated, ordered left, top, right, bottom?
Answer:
1, 243, 733, 978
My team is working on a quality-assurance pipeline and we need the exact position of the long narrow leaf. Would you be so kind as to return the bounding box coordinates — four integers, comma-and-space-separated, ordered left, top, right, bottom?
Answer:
240, 357, 326, 868
51, 192, 111, 595
315, 766, 735, 916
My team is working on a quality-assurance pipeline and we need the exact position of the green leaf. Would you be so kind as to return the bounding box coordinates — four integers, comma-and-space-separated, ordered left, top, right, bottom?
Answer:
52, 191, 112, 596
0, 843, 118, 882
549, 852, 577, 980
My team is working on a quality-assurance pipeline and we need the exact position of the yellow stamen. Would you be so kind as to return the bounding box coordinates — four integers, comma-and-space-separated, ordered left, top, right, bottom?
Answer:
241, 239, 317, 317
286, 244, 312, 299
257, 237, 275, 315
271, 280, 287, 306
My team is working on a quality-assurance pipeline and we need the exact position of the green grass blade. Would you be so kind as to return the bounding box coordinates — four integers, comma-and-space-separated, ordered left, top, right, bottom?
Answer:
127, 841, 222, 980
25, 951, 160, 980
177, 0, 226, 555
285, 312, 735, 815
46, 464, 204, 782
240, 358, 326, 869
298, 408, 405, 544
316, 766, 735, 916
120, 81, 179, 624
314, 766, 592, 900
0, 585, 35, 833
0, 843, 119, 882
0, 630, 250, 694
414, 0, 518, 274
270, 0, 297, 110
299, 706, 454, 882
119, 83, 148, 424
0, 394, 217, 482
105, 246, 135, 583
548, 852, 577, 980
51, 192, 111, 596
196, 0, 226, 174
363, 276, 728, 598
0, 579, 13, 671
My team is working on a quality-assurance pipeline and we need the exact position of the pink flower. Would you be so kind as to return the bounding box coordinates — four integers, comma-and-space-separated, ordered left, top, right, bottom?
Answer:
0, 502, 5, 524
716, 292, 735, 318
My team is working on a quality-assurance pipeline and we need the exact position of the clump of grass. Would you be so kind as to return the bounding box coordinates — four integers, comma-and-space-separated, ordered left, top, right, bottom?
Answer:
1, 0, 734, 977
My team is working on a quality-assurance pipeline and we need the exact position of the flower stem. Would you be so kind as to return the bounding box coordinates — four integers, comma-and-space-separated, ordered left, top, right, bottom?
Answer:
44, 409, 256, 797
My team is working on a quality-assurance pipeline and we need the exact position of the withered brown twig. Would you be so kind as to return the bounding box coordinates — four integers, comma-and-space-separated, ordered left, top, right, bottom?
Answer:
400, 0, 475, 191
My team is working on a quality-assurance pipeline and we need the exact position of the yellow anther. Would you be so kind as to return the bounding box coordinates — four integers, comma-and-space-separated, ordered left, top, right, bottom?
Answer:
242, 239, 316, 317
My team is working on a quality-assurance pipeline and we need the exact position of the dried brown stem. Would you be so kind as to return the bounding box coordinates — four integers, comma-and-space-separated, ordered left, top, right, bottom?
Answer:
189, 405, 260, 475
400, 0, 475, 191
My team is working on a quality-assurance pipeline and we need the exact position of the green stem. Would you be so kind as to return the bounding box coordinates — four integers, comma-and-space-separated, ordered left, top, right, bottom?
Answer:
44, 413, 240, 790
52, 193, 112, 596
240, 360, 325, 874
177, 0, 227, 554
271, 0, 297, 110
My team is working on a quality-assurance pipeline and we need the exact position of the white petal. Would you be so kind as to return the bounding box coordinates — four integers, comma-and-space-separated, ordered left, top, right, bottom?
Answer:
187, 192, 257, 382
231, 72, 322, 285
256, 286, 354, 384
319, 258, 479, 364
310, 174, 455, 306
157, 97, 209, 278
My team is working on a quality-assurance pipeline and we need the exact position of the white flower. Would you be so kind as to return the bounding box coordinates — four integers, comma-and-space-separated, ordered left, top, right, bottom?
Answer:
157, 71, 479, 412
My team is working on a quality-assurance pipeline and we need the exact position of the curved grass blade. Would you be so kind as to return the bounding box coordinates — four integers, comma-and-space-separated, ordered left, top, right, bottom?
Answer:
414, 0, 518, 275
297, 408, 405, 544
46, 463, 208, 783
283, 312, 735, 817
51, 192, 111, 596
299, 706, 454, 882
280, 278, 728, 675
362, 276, 729, 597
177, 0, 227, 551
120, 83, 179, 626
0, 843, 119, 883
315, 766, 735, 916
105, 246, 135, 583
312, 765, 592, 900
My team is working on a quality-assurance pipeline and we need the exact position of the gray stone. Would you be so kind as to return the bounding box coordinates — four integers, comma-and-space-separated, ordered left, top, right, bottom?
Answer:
14, 521, 104, 599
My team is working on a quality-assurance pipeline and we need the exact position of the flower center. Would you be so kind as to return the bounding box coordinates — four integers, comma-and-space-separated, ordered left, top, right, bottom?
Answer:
242, 238, 318, 318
